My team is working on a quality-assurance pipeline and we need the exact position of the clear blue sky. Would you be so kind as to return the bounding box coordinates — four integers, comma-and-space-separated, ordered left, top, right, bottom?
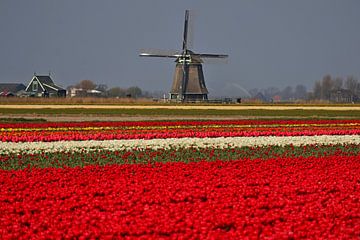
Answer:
1, 0, 359, 97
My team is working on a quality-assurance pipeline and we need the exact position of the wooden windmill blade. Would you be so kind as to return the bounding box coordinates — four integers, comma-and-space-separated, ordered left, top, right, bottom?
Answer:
179, 10, 190, 100
195, 53, 229, 59
193, 53, 229, 64
182, 10, 189, 51
139, 49, 181, 58
182, 10, 196, 52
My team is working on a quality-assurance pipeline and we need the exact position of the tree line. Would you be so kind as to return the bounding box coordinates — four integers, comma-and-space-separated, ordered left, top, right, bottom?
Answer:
70, 76, 360, 102
249, 84, 308, 101
67, 80, 150, 98
309, 75, 360, 101
249, 75, 360, 102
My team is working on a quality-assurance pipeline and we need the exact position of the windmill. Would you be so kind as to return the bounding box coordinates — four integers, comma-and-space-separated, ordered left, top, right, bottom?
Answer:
140, 10, 228, 102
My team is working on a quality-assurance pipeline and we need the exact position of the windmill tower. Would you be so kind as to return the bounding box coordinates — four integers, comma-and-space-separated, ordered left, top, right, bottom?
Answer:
140, 10, 228, 102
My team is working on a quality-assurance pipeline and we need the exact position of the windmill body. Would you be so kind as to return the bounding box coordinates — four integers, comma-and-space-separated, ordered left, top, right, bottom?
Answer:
140, 10, 228, 102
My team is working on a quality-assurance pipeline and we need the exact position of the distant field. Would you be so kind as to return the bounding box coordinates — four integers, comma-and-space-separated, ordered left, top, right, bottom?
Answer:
1, 104, 360, 110
1, 97, 360, 107
1, 104, 360, 119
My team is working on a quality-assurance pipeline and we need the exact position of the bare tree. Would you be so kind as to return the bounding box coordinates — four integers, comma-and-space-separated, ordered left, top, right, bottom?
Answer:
107, 87, 126, 97
294, 84, 307, 100
126, 86, 143, 98
312, 80, 322, 100
76, 80, 96, 90
333, 77, 343, 90
263, 87, 280, 99
311, 75, 360, 101
345, 76, 358, 93
280, 86, 293, 100
320, 75, 334, 100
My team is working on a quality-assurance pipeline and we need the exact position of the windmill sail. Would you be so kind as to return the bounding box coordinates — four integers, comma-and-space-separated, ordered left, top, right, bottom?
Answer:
139, 49, 181, 58
182, 10, 190, 51
194, 54, 228, 59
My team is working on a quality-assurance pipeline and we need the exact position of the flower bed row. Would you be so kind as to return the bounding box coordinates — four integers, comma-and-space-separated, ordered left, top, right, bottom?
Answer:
1, 119, 360, 142
1, 155, 359, 239
1, 144, 360, 170
1, 135, 360, 155
2, 119, 360, 129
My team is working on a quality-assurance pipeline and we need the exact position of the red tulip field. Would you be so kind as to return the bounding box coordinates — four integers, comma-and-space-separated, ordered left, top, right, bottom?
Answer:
1, 119, 360, 239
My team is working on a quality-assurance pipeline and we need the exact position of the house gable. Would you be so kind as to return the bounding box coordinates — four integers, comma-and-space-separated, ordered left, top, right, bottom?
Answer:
25, 77, 45, 93
25, 74, 66, 97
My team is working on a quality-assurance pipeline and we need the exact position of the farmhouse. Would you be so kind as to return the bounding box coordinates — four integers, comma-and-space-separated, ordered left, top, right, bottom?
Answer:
0, 83, 26, 97
25, 74, 66, 97
329, 89, 358, 103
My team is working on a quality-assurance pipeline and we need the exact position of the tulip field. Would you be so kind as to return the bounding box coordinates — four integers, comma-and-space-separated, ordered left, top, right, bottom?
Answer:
1, 119, 360, 239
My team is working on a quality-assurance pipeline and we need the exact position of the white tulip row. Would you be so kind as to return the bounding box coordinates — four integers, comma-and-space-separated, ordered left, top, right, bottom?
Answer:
0, 135, 359, 154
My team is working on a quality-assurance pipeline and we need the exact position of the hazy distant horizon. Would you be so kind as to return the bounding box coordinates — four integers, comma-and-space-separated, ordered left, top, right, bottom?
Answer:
1, 1, 359, 97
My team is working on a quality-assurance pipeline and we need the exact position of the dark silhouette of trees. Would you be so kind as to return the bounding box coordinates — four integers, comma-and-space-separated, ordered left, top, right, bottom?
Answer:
263, 87, 280, 100
333, 77, 343, 90
345, 76, 359, 94
75, 80, 96, 90
126, 86, 142, 98
312, 80, 322, 100
311, 75, 335, 101
69, 80, 147, 98
321, 75, 334, 100
294, 84, 307, 100
248, 85, 308, 102
280, 86, 293, 100
107, 87, 127, 97
311, 74, 360, 101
